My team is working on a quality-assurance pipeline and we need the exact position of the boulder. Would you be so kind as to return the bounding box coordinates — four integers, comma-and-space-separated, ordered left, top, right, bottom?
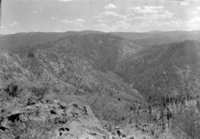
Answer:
0, 99, 109, 139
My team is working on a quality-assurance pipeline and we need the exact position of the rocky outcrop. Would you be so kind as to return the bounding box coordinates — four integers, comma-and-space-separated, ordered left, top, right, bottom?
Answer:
0, 99, 109, 139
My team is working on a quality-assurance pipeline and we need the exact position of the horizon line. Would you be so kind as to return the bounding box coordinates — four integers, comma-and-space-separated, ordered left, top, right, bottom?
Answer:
1, 29, 200, 36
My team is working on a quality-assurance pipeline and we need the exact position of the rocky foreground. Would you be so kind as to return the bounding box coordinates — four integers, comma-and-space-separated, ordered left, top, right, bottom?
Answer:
0, 97, 108, 139
0, 95, 155, 139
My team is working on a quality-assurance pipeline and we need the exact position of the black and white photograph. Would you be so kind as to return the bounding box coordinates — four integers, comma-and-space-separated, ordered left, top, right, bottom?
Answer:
0, 0, 200, 138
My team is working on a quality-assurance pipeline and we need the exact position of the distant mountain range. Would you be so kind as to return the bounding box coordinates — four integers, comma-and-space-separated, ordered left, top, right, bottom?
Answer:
1, 30, 200, 50
0, 30, 200, 101
111, 30, 200, 46
0, 30, 101, 50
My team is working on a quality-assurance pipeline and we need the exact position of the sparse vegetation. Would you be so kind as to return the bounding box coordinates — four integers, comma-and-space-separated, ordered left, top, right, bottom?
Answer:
172, 106, 200, 139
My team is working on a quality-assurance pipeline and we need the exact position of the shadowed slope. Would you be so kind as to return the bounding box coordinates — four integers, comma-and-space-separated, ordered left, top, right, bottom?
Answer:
117, 40, 200, 99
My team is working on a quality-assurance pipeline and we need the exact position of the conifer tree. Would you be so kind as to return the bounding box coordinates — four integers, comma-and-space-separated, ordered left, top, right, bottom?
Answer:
148, 104, 152, 125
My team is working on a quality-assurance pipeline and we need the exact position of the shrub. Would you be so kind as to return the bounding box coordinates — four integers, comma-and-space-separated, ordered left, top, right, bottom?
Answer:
27, 52, 35, 58
3, 83, 22, 98
31, 86, 48, 100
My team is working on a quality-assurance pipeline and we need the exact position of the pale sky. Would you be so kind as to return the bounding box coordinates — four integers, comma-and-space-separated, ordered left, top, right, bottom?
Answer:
0, 0, 200, 34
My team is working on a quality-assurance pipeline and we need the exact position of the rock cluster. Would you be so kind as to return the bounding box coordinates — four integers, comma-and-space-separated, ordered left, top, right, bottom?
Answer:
0, 99, 109, 139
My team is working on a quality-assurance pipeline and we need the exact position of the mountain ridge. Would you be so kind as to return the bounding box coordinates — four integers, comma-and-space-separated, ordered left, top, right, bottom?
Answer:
1, 30, 200, 50
116, 40, 200, 99
0, 33, 145, 104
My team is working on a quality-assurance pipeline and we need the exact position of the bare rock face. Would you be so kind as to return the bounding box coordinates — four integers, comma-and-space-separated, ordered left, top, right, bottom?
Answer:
0, 99, 109, 139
